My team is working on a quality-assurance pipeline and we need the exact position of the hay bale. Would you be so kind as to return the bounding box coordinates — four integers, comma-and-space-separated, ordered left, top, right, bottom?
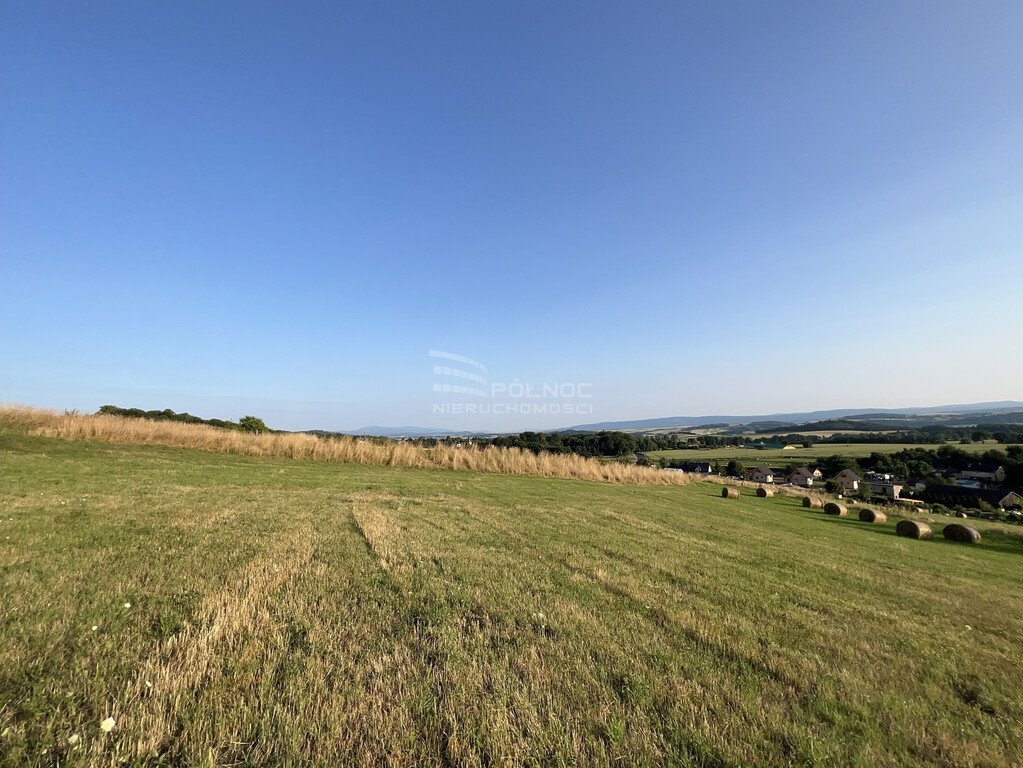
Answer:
858, 508, 887, 524
896, 520, 933, 540
721, 487, 740, 499
943, 523, 981, 544
756, 486, 774, 498
802, 496, 824, 509
823, 502, 847, 517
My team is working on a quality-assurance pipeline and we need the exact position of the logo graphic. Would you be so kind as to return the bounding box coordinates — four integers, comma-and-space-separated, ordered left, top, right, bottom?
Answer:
429, 350, 489, 398
428, 350, 593, 417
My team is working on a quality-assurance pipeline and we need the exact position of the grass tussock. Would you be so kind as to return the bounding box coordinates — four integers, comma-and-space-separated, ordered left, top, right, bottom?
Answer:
0, 406, 691, 486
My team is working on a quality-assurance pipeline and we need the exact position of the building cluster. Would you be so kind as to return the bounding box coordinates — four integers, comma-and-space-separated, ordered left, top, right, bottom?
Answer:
675, 460, 1022, 511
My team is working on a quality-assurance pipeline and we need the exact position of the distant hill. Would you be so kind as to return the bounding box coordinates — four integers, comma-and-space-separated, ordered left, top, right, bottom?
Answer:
335, 401, 1023, 437
336, 426, 481, 438
562, 401, 1023, 433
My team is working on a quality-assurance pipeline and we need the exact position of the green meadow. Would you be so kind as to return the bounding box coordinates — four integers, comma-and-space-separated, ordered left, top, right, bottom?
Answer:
646, 442, 997, 466
2, 429, 1021, 767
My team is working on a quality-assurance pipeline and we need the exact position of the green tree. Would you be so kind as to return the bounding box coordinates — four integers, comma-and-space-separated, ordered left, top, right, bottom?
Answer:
725, 459, 743, 477
819, 455, 859, 478
239, 415, 269, 434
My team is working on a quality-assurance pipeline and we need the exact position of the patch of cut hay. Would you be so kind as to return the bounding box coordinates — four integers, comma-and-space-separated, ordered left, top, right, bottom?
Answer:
943, 523, 981, 544
823, 502, 847, 517
896, 520, 933, 540
858, 508, 886, 524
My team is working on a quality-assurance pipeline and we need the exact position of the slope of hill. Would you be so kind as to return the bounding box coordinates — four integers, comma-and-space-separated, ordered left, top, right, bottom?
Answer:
564, 401, 1023, 433
1, 426, 1021, 766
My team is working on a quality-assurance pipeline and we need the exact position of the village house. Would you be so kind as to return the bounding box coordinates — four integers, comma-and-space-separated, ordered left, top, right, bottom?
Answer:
921, 485, 1022, 510
956, 463, 1006, 484
862, 472, 904, 499
788, 467, 816, 487
867, 479, 904, 499
832, 469, 861, 493
744, 466, 774, 484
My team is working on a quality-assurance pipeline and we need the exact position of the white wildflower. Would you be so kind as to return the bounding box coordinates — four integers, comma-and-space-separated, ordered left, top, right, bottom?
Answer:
123, 602, 131, 609
68, 734, 80, 745
100, 717, 115, 733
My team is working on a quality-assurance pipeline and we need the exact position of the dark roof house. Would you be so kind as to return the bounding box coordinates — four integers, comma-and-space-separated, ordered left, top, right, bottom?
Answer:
920, 485, 1022, 509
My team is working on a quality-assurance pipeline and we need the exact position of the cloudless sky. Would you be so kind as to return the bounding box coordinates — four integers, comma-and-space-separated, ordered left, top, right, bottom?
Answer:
2, 1, 1022, 431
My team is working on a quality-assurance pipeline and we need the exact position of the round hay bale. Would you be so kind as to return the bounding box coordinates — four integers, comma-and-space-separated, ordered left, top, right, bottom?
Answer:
858, 508, 887, 524
943, 523, 981, 544
896, 520, 933, 540
756, 486, 774, 498
957, 512, 969, 519
802, 496, 824, 509
721, 487, 740, 499
823, 502, 847, 517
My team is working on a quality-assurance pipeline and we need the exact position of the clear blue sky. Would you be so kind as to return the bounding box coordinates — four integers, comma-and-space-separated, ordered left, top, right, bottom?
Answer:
2, 1, 1021, 432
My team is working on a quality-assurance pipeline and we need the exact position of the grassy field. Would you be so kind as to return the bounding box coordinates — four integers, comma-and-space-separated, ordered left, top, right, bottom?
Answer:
2, 429, 1022, 766
647, 442, 998, 465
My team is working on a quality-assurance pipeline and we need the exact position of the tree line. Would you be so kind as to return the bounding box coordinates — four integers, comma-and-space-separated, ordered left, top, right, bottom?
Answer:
97, 405, 270, 433
482, 431, 639, 457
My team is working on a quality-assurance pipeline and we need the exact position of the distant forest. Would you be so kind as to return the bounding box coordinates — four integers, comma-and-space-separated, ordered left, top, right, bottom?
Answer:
437, 425, 1023, 460
482, 431, 640, 457
773, 426, 1023, 446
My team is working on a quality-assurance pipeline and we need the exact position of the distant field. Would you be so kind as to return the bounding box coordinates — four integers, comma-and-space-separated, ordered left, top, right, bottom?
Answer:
753, 430, 899, 438
648, 441, 998, 464
2, 429, 1021, 766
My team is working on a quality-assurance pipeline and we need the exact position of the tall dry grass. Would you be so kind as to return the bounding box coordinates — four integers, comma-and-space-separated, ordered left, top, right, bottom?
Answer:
0, 406, 692, 485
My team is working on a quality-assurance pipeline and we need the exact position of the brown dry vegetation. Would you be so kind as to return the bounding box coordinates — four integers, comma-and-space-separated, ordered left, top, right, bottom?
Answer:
0, 406, 690, 486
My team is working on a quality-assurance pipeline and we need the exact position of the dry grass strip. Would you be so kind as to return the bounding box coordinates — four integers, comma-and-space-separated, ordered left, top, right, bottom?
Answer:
89, 522, 315, 764
0, 406, 691, 486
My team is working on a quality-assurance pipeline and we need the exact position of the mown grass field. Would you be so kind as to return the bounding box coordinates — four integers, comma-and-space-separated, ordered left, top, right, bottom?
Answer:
646, 442, 997, 465
2, 429, 1022, 767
